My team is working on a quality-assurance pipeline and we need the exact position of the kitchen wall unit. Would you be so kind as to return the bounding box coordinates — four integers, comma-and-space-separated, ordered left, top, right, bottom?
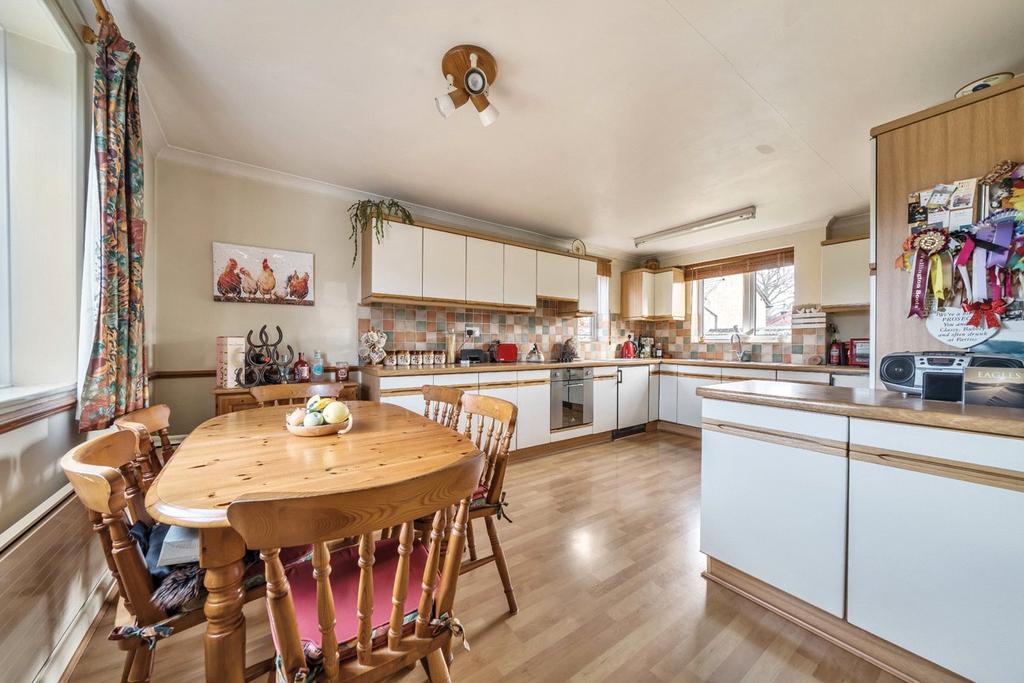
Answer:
621, 266, 686, 321
422, 228, 467, 301
820, 236, 869, 311
361, 215, 605, 312
872, 77, 1024, 384
466, 236, 504, 305
536, 251, 579, 301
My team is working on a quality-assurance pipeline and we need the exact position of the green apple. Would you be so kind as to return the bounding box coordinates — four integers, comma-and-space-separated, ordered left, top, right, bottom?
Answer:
303, 411, 325, 427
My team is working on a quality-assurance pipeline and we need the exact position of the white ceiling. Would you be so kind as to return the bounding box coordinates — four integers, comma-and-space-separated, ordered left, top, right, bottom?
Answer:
82, 0, 1024, 257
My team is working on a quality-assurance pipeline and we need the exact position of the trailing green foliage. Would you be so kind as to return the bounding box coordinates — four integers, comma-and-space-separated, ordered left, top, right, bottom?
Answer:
347, 199, 414, 266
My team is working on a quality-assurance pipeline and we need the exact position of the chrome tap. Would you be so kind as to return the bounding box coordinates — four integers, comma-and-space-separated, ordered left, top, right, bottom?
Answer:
730, 326, 744, 362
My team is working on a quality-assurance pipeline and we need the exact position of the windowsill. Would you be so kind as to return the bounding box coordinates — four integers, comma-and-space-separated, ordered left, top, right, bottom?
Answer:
694, 335, 792, 345
0, 383, 77, 434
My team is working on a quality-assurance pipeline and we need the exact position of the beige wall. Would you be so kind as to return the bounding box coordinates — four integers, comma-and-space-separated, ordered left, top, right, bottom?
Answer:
659, 224, 827, 305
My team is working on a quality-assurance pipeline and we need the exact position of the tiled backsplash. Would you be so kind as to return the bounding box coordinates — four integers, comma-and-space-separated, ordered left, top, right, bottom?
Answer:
357, 302, 827, 364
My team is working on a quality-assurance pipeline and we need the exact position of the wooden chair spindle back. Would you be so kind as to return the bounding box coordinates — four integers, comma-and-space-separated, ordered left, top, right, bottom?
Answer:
421, 385, 463, 430
460, 393, 517, 505
227, 456, 482, 681
250, 382, 347, 408
114, 404, 175, 486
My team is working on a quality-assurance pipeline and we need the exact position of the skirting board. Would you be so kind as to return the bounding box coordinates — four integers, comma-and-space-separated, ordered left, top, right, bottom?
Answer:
511, 430, 613, 462
648, 420, 701, 438
40, 576, 114, 683
702, 557, 966, 683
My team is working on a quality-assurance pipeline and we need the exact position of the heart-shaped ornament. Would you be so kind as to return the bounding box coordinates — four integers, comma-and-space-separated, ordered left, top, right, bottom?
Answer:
925, 303, 999, 348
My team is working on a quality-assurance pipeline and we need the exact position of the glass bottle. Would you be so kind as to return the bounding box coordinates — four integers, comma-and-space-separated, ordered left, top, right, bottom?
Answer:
311, 350, 324, 381
293, 353, 310, 382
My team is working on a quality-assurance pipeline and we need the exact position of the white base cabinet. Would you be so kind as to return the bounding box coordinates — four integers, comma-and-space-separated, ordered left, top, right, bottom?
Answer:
700, 400, 849, 616
847, 421, 1024, 681
658, 367, 677, 422
515, 372, 550, 449
592, 370, 617, 433
616, 365, 649, 429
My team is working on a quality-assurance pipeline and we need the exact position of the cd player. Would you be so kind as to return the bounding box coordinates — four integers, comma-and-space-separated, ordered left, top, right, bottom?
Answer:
879, 352, 1023, 400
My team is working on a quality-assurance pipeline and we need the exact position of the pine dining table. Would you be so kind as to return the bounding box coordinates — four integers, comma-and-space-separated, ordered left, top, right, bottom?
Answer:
144, 400, 482, 683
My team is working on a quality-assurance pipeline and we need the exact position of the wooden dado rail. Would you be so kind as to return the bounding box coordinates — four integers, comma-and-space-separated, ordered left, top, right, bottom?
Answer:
0, 389, 77, 436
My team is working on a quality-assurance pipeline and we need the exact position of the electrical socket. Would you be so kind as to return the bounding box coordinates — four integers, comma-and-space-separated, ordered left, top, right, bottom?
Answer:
465, 326, 480, 338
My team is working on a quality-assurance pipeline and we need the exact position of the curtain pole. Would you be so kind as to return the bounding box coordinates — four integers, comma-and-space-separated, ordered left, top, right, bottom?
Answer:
81, 0, 112, 45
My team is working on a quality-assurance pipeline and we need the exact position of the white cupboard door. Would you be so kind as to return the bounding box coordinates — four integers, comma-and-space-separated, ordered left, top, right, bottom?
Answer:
847, 458, 1024, 681
832, 373, 869, 389
422, 229, 466, 301
537, 252, 579, 300
466, 237, 503, 305
676, 372, 720, 427
380, 393, 427, 414
648, 368, 659, 422
476, 385, 517, 451
821, 239, 869, 307
658, 370, 677, 422
653, 271, 673, 317
700, 427, 848, 616
616, 366, 649, 429
592, 375, 617, 433
515, 381, 550, 449
577, 258, 598, 313
370, 221, 422, 298
503, 245, 537, 307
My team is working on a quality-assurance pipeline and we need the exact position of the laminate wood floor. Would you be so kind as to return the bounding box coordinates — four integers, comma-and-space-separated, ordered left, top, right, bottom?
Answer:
65, 431, 898, 683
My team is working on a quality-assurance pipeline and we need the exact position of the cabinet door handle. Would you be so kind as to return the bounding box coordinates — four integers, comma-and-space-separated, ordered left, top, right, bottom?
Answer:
617, 369, 623, 384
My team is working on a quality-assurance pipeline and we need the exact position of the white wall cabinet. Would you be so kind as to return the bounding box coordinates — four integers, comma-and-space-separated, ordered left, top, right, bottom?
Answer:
537, 252, 579, 301
652, 269, 685, 319
821, 238, 869, 308
503, 245, 537, 307
616, 365, 649, 429
700, 400, 849, 616
592, 370, 617, 433
577, 258, 598, 313
366, 221, 423, 298
515, 371, 550, 449
422, 229, 466, 301
466, 237, 504, 305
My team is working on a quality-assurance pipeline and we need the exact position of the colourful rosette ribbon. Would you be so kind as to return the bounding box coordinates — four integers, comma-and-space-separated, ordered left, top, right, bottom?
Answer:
907, 229, 949, 318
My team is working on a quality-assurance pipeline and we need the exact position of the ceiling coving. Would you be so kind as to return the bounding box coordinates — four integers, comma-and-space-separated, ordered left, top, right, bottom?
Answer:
435, 44, 499, 127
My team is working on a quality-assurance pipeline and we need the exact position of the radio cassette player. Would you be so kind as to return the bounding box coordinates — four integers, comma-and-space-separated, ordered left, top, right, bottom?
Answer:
879, 351, 1024, 401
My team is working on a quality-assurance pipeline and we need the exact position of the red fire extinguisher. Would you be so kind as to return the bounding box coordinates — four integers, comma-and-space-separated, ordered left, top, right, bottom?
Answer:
829, 337, 842, 365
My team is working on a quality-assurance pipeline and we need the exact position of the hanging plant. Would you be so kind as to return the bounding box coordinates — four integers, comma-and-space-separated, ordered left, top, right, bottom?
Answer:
348, 198, 413, 266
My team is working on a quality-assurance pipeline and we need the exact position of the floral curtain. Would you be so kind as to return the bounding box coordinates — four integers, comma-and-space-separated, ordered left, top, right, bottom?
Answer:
78, 21, 148, 431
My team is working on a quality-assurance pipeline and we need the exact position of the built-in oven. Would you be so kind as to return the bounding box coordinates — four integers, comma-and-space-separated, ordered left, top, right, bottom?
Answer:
550, 367, 593, 431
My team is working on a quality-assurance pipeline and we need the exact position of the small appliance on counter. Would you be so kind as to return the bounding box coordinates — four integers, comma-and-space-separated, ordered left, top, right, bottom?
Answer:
638, 336, 654, 358
847, 338, 870, 367
492, 342, 519, 363
459, 348, 489, 364
879, 351, 1023, 402
525, 344, 545, 362
620, 334, 637, 359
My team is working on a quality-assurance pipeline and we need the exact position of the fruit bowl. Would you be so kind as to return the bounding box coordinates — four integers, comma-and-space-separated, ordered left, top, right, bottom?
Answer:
285, 414, 354, 437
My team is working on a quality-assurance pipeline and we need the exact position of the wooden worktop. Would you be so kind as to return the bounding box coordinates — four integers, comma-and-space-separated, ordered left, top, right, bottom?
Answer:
358, 358, 868, 377
698, 380, 1024, 439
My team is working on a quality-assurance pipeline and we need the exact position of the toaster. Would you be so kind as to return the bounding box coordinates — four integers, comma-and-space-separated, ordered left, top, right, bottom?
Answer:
493, 342, 519, 363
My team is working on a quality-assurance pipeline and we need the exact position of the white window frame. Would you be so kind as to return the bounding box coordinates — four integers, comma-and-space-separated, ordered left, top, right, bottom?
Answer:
0, 27, 10, 389
693, 269, 793, 344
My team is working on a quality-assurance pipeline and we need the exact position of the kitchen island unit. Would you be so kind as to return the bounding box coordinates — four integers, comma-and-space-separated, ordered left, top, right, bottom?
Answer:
697, 380, 1024, 682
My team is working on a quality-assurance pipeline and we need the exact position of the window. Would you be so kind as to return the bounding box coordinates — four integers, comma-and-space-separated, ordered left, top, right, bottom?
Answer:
688, 249, 795, 342
576, 269, 610, 343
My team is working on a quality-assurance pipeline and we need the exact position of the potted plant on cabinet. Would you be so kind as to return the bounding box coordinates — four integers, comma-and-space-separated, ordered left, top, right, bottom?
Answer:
347, 198, 413, 265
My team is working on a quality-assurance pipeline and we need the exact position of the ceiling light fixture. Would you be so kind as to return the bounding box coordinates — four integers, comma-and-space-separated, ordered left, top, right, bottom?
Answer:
633, 206, 757, 248
435, 45, 499, 127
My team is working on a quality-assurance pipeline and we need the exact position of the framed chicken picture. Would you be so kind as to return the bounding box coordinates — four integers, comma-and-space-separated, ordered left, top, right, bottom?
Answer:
212, 242, 314, 306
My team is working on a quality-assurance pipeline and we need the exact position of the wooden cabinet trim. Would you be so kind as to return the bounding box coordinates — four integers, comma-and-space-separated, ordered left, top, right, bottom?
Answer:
701, 419, 847, 457
850, 446, 1024, 493
820, 235, 869, 246
870, 75, 1024, 137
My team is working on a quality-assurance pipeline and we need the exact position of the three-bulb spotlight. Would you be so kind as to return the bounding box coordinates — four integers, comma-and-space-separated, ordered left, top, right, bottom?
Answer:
435, 45, 499, 127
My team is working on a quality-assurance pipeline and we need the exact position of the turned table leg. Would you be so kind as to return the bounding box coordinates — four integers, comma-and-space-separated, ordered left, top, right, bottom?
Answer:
200, 527, 247, 683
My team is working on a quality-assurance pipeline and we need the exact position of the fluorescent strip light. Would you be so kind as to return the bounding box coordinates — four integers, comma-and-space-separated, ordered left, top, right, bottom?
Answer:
633, 206, 757, 248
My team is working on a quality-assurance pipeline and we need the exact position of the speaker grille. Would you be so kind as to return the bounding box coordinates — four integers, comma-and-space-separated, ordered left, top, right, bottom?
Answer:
880, 355, 915, 385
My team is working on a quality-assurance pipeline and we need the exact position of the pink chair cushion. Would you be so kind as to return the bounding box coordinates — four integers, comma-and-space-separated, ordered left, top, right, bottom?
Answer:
284, 537, 431, 653
472, 484, 488, 501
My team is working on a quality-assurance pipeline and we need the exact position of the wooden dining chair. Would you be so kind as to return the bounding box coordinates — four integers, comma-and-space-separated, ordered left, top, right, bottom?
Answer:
422, 385, 464, 429
114, 404, 175, 488
228, 453, 484, 683
60, 431, 270, 683
458, 393, 519, 615
251, 382, 347, 407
